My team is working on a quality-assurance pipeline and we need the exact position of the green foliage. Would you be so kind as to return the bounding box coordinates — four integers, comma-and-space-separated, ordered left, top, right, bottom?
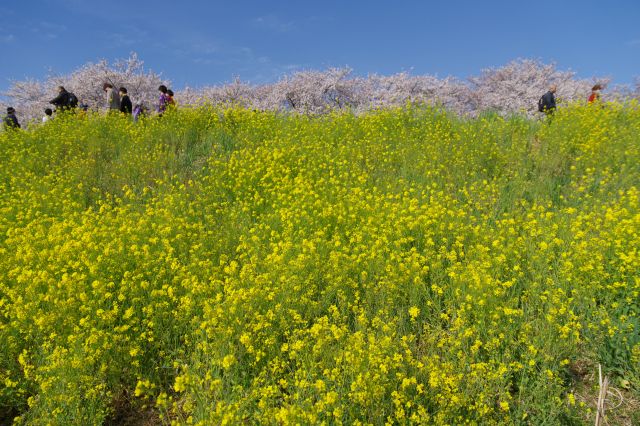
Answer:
0, 104, 638, 424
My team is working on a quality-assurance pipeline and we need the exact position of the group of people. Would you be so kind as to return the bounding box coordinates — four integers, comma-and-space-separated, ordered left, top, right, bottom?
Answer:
157, 85, 176, 115
102, 83, 134, 115
3, 83, 177, 130
538, 84, 603, 115
4, 83, 603, 130
99, 83, 176, 119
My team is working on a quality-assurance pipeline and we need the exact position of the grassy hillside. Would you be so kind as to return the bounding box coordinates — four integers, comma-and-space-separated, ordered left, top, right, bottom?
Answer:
1, 105, 639, 424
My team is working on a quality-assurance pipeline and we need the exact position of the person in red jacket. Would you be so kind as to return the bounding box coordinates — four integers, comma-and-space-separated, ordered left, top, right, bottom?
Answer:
588, 84, 602, 104
167, 89, 176, 107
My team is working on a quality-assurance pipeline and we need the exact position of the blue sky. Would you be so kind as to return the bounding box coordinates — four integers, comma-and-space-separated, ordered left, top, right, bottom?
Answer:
1, 0, 639, 92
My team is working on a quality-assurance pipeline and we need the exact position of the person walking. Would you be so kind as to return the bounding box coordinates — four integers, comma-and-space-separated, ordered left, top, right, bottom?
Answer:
103, 83, 121, 111
157, 85, 170, 115
42, 108, 53, 123
538, 85, 557, 115
49, 86, 74, 111
119, 87, 133, 114
3, 107, 21, 130
588, 84, 602, 104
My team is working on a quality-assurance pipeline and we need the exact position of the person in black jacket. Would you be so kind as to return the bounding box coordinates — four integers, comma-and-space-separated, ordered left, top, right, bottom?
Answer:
540, 85, 557, 114
49, 86, 78, 111
50, 86, 71, 111
3, 107, 21, 130
119, 87, 133, 114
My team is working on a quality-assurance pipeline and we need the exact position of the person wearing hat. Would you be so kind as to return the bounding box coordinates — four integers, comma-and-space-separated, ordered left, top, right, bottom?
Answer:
3, 107, 21, 130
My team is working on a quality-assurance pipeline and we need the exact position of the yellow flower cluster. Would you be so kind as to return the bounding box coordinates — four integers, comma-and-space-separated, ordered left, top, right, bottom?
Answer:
0, 103, 638, 424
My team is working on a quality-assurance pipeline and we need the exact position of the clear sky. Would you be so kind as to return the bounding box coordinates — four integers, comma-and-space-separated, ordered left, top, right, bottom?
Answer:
1, 0, 639, 92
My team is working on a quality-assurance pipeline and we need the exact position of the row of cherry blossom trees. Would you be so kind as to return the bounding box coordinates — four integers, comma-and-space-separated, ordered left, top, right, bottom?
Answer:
2, 54, 639, 124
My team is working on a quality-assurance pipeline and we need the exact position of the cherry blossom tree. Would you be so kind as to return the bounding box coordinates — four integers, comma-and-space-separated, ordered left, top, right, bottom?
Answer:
632, 78, 640, 100
467, 59, 609, 116
2, 79, 53, 125
359, 73, 472, 113
4, 53, 634, 125
176, 60, 613, 117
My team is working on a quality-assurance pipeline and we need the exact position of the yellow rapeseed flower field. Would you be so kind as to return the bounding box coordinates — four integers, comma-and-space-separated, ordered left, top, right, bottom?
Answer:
0, 103, 638, 425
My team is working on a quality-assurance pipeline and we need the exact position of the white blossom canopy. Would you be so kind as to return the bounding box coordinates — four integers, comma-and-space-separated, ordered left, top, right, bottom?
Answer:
2, 55, 636, 125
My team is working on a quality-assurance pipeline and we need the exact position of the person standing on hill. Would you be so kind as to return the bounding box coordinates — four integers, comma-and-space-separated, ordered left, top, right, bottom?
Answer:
119, 87, 132, 114
167, 89, 176, 107
49, 86, 78, 111
103, 83, 121, 111
588, 84, 602, 104
157, 85, 170, 115
3, 107, 21, 130
538, 85, 557, 115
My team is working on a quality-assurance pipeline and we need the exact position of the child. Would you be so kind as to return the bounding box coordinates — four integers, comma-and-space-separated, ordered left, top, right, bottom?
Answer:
42, 108, 53, 123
